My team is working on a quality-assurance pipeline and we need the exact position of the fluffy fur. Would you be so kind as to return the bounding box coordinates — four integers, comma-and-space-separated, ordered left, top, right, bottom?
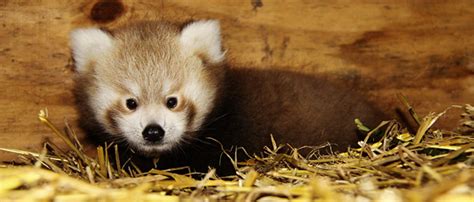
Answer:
70, 28, 114, 73
72, 21, 225, 156
180, 20, 225, 64
71, 20, 386, 173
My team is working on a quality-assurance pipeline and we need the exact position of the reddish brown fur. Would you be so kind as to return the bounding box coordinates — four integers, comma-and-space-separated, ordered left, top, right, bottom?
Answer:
153, 67, 387, 175
72, 21, 387, 175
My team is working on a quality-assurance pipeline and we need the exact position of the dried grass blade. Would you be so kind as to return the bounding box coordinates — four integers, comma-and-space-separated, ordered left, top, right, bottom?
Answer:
413, 109, 449, 144
38, 110, 88, 163
398, 93, 421, 125
432, 143, 474, 167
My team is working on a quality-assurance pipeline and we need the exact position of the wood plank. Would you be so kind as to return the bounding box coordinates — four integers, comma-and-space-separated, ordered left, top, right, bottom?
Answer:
0, 0, 472, 161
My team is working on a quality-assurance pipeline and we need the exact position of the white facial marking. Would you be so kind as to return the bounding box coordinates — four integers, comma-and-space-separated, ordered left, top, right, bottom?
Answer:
93, 83, 120, 131
115, 102, 188, 154
182, 77, 213, 131
125, 81, 141, 97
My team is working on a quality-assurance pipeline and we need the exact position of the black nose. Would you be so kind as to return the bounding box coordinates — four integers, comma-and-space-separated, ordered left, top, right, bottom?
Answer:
142, 124, 165, 142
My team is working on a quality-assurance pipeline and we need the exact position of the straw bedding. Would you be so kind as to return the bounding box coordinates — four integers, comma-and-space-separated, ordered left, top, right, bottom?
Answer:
0, 102, 472, 201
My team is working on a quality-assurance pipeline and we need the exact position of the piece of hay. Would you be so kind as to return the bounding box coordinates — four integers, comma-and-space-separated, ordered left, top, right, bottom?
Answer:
0, 104, 472, 201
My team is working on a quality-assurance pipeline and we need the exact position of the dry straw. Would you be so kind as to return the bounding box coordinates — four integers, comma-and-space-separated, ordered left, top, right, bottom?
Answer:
0, 102, 473, 201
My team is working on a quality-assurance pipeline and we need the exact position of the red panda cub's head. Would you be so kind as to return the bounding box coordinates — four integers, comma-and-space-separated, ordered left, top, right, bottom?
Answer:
70, 21, 225, 156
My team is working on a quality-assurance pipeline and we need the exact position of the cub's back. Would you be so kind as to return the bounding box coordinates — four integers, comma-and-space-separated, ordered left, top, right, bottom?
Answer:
210, 68, 385, 154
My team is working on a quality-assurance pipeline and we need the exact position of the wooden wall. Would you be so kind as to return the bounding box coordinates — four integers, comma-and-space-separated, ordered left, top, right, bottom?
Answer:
0, 0, 473, 161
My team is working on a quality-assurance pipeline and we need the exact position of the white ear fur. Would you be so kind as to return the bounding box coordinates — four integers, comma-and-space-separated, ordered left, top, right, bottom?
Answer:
70, 28, 113, 73
180, 20, 225, 64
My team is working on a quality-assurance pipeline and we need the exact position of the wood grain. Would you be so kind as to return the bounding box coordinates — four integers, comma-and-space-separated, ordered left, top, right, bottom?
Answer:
0, 0, 472, 161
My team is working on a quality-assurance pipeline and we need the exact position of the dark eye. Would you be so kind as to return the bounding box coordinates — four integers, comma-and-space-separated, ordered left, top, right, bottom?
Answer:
166, 97, 178, 109
126, 98, 138, 110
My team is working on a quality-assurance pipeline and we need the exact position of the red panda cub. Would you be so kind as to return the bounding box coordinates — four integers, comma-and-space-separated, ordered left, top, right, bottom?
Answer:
71, 20, 384, 173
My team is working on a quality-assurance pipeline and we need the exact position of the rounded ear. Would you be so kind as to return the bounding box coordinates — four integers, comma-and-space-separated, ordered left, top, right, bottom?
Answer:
179, 20, 225, 64
70, 28, 113, 73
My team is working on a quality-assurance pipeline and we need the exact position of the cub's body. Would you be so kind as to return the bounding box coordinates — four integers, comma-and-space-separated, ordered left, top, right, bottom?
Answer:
71, 21, 384, 173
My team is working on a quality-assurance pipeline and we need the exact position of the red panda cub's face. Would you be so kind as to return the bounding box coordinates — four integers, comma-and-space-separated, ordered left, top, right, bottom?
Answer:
70, 21, 225, 156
